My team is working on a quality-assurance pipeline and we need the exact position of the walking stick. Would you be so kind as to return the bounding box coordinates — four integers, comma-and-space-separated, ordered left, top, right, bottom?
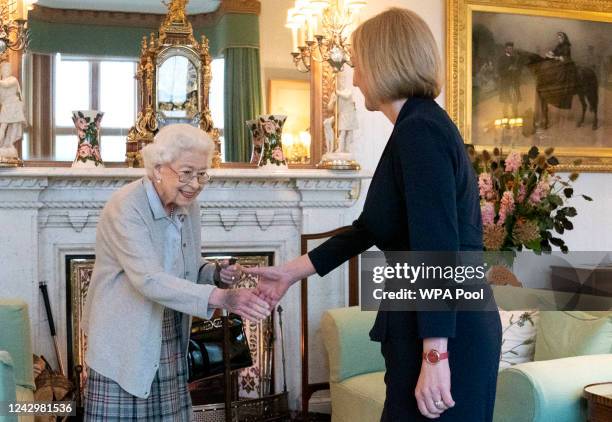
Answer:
39, 281, 66, 376
277, 305, 287, 393
222, 309, 233, 422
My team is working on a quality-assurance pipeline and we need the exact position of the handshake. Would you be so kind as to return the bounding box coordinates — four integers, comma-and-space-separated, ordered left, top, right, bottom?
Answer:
207, 260, 294, 323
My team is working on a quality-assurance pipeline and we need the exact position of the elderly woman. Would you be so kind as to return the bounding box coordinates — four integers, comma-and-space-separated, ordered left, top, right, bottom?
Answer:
82, 124, 270, 420
248, 8, 501, 422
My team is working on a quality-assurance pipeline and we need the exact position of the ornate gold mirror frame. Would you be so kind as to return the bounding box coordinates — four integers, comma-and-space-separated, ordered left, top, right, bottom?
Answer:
126, 0, 220, 168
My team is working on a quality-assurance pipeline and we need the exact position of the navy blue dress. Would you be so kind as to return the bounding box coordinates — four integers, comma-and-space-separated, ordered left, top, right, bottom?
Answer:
308, 97, 502, 421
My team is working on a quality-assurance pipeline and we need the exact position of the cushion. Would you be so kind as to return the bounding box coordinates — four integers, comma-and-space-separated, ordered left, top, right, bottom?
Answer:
321, 307, 384, 383
330, 371, 385, 422
534, 311, 612, 361
0, 300, 35, 390
498, 309, 538, 370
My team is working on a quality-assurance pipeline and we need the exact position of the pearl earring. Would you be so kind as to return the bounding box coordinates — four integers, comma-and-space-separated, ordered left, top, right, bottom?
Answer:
156, 179, 161, 184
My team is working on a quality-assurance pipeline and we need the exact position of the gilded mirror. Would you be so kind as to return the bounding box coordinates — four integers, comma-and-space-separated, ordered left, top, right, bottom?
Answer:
156, 50, 200, 123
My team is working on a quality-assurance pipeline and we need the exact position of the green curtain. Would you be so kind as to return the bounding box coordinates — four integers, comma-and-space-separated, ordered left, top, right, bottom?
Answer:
224, 47, 262, 162
29, 13, 260, 58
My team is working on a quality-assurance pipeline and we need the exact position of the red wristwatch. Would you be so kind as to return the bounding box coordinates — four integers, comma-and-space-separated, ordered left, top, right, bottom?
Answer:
423, 349, 449, 364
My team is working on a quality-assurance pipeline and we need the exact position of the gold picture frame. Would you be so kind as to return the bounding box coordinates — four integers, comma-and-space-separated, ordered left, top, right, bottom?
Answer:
447, 0, 612, 171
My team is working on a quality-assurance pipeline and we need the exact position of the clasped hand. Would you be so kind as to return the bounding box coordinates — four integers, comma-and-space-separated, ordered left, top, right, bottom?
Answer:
211, 262, 292, 323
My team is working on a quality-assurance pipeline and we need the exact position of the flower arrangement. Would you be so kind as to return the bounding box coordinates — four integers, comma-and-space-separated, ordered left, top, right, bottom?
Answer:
469, 146, 592, 253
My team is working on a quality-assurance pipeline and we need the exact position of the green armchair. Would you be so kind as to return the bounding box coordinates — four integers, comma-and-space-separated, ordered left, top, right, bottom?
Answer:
320, 306, 612, 422
0, 300, 35, 422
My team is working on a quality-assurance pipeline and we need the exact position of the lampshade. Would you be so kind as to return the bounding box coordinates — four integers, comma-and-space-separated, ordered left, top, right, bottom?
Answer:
295, 0, 315, 15
346, 0, 367, 10
285, 8, 304, 28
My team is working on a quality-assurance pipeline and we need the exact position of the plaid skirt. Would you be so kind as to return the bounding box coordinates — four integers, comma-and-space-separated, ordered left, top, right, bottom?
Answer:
84, 308, 192, 421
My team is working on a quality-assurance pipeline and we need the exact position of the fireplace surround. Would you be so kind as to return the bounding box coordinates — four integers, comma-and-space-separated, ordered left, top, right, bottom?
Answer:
0, 166, 369, 410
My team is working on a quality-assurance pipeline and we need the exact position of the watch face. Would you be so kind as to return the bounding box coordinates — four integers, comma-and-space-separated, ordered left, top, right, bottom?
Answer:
426, 350, 440, 364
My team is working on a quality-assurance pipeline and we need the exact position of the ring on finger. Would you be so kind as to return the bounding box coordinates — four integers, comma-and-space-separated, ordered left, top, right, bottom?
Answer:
434, 400, 446, 410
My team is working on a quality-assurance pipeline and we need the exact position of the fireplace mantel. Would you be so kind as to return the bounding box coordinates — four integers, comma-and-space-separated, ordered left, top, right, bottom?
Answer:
0, 166, 371, 410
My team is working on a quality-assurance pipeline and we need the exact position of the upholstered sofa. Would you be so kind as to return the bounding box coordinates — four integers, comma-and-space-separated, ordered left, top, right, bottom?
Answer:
320, 299, 612, 422
0, 300, 36, 422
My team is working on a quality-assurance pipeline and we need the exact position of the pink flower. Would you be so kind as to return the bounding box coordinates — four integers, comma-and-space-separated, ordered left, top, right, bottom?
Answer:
77, 129, 86, 140
78, 143, 92, 158
263, 121, 277, 135
505, 151, 522, 173
75, 117, 88, 131
92, 146, 102, 161
498, 190, 515, 226
272, 146, 284, 162
517, 183, 527, 202
481, 202, 495, 226
478, 173, 494, 200
528, 179, 551, 205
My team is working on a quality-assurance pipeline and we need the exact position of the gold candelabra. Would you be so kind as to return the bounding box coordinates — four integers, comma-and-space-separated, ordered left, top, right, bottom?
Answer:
286, 0, 366, 73
0, 0, 36, 60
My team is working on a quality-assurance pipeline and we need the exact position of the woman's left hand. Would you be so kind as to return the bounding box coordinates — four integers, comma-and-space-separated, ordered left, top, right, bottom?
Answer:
415, 356, 455, 418
218, 260, 243, 285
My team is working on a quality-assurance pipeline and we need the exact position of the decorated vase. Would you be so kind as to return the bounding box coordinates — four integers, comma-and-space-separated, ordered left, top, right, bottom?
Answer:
256, 114, 287, 169
72, 110, 104, 168
246, 119, 264, 165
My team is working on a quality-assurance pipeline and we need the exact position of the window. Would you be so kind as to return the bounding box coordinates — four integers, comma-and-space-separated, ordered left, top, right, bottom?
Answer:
54, 55, 137, 162
53, 55, 224, 163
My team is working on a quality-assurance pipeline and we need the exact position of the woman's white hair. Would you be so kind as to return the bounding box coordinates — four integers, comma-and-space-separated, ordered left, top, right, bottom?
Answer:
142, 124, 214, 178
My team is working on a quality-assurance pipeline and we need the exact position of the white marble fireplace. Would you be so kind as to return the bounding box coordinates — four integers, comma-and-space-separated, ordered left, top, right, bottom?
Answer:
0, 166, 369, 410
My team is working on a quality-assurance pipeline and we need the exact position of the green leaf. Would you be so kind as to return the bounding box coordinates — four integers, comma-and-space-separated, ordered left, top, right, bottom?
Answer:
528, 146, 539, 158
561, 245, 569, 253
582, 195, 593, 201
554, 223, 565, 235
549, 237, 564, 247
563, 188, 573, 198
569, 172, 579, 182
547, 156, 560, 166
573, 159, 583, 166
562, 219, 574, 230
565, 207, 577, 217
549, 195, 563, 206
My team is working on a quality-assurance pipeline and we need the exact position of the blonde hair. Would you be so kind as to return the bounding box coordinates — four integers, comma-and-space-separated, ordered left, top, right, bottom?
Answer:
351, 7, 442, 104
142, 124, 214, 178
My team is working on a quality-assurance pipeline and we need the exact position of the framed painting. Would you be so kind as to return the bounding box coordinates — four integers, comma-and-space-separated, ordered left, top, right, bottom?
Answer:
447, 0, 612, 171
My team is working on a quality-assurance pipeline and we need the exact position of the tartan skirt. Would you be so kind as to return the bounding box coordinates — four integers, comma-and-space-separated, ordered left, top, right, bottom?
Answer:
84, 308, 192, 421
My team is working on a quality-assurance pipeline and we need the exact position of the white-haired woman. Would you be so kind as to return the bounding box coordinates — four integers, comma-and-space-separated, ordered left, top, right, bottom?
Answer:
82, 124, 270, 420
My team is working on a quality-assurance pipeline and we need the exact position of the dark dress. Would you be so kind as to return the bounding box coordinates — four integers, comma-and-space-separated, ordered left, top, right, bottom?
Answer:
308, 97, 502, 421
542, 42, 577, 109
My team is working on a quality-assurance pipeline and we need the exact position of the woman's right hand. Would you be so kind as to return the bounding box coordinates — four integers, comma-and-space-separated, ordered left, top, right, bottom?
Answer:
244, 265, 293, 308
208, 287, 271, 322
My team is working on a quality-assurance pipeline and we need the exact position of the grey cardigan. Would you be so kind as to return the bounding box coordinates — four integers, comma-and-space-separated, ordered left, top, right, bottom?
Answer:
82, 178, 217, 398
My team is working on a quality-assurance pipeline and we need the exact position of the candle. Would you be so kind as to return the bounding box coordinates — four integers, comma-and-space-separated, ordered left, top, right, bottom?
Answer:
291, 27, 298, 53
307, 15, 314, 42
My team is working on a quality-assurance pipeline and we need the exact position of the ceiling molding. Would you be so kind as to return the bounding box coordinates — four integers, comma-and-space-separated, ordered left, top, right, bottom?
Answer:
29, 1, 260, 29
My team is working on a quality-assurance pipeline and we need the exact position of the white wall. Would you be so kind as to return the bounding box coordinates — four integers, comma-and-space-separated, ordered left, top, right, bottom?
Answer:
259, 0, 612, 251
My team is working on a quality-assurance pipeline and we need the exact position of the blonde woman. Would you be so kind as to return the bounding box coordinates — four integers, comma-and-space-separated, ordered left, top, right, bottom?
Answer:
248, 8, 502, 421
82, 124, 270, 420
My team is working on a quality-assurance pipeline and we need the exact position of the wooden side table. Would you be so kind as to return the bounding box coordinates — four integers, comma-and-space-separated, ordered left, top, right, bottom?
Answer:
584, 382, 612, 422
